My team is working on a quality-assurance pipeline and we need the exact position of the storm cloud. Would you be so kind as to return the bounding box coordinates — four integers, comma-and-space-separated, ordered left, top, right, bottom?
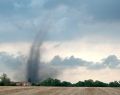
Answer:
0, 52, 120, 81
0, 0, 120, 82
50, 55, 120, 70
0, 52, 120, 71
0, 0, 120, 42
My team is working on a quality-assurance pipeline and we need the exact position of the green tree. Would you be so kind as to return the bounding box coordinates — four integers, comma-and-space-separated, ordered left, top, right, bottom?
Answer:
61, 81, 72, 87
75, 81, 85, 87
40, 78, 61, 86
84, 79, 94, 87
94, 80, 108, 87
109, 81, 120, 87
0, 73, 11, 86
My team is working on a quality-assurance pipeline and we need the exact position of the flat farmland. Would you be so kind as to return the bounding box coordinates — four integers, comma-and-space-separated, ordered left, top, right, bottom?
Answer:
0, 87, 120, 95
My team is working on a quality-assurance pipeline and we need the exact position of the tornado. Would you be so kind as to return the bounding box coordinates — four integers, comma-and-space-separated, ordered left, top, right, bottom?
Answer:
26, 14, 59, 83
26, 30, 45, 83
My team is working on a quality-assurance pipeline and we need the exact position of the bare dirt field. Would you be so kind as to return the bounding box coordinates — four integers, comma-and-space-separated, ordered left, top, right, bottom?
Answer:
0, 87, 120, 95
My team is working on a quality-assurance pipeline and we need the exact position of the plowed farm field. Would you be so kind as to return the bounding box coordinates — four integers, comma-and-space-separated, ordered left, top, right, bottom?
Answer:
0, 87, 120, 95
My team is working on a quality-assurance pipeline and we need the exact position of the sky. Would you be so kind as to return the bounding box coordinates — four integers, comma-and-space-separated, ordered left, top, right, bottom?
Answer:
0, 0, 120, 82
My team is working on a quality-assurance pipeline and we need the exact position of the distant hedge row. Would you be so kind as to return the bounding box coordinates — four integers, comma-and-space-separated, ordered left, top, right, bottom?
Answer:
0, 73, 120, 87
36, 78, 120, 87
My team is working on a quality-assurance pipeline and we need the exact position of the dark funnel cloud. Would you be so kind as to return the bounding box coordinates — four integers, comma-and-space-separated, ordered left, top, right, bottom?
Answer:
26, 29, 60, 83
26, 31, 45, 83
26, 14, 59, 83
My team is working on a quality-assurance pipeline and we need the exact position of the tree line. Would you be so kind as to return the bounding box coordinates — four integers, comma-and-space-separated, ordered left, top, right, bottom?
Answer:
0, 73, 16, 86
37, 78, 120, 87
0, 73, 120, 87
